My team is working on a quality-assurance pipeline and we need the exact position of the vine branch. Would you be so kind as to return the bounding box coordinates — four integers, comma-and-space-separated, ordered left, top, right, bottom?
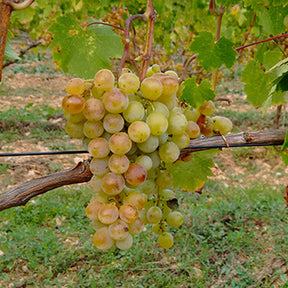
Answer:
0, 129, 286, 212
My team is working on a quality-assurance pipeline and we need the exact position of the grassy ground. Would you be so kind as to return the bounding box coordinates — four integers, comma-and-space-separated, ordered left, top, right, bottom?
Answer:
1, 51, 288, 287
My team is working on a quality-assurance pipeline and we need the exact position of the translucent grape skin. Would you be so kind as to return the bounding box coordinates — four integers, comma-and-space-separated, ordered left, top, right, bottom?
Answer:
118, 73, 140, 94
103, 113, 124, 134
101, 172, 125, 195
128, 121, 151, 143
152, 73, 179, 97
123, 101, 145, 123
85, 200, 105, 221
83, 98, 105, 121
116, 233, 133, 250
62, 94, 85, 114
108, 154, 130, 174
88, 137, 110, 158
124, 163, 147, 186
146, 206, 163, 224
89, 157, 109, 176
102, 88, 129, 113
94, 69, 115, 91
168, 111, 188, 135
185, 121, 200, 139
93, 227, 114, 250
109, 132, 132, 155
146, 112, 168, 136
119, 203, 139, 223
83, 120, 104, 139
159, 141, 180, 164
199, 100, 215, 116
140, 77, 163, 100
98, 204, 119, 224
212, 116, 233, 134
166, 211, 184, 227
158, 232, 174, 249
128, 218, 144, 235
65, 121, 84, 139
123, 190, 147, 210
66, 78, 85, 95
137, 135, 159, 153
108, 219, 129, 240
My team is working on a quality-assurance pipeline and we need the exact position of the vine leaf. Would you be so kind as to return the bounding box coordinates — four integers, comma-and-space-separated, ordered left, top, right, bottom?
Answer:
180, 77, 215, 108
241, 60, 274, 107
168, 151, 215, 192
281, 130, 288, 165
190, 31, 236, 71
49, 15, 123, 78
4, 31, 20, 62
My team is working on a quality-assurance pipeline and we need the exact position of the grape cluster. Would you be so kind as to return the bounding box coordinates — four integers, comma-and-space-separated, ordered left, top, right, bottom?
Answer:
61, 65, 232, 251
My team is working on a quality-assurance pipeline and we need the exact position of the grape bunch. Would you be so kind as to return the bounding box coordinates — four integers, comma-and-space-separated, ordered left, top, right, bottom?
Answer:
61, 65, 232, 251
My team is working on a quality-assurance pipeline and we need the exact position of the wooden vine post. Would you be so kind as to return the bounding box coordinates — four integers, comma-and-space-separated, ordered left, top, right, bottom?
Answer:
0, 129, 286, 212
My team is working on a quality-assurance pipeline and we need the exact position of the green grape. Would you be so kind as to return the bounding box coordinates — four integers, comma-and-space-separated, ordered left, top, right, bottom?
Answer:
109, 132, 132, 155
118, 73, 140, 94
123, 101, 145, 123
62, 94, 85, 114
165, 70, 178, 78
128, 121, 150, 143
101, 172, 125, 195
199, 100, 215, 116
157, 94, 177, 110
284, 15, 288, 28
135, 155, 153, 171
94, 69, 115, 91
108, 220, 129, 240
166, 211, 184, 228
146, 206, 163, 224
83, 120, 104, 138
98, 204, 119, 224
146, 112, 168, 136
93, 227, 114, 250
102, 88, 129, 114
119, 203, 139, 224
152, 221, 167, 235
152, 64, 161, 73
65, 121, 85, 139
138, 179, 156, 195
116, 233, 133, 250
64, 111, 86, 123
88, 138, 110, 158
185, 121, 200, 139
90, 157, 109, 176
212, 116, 233, 134
137, 135, 159, 153
171, 132, 190, 149
140, 77, 163, 100
85, 200, 105, 221
128, 218, 144, 235
168, 111, 188, 135
147, 101, 169, 118
156, 170, 173, 189
124, 163, 147, 186
159, 189, 175, 200
184, 107, 200, 122
90, 190, 109, 203
91, 86, 104, 98
91, 219, 106, 231
148, 151, 161, 169
89, 175, 103, 193
158, 132, 169, 145
159, 141, 180, 164
158, 232, 174, 249
83, 98, 105, 121
66, 78, 85, 95
123, 190, 147, 210
108, 154, 130, 174
146, 66, 154, 77
103, 113, 124, 134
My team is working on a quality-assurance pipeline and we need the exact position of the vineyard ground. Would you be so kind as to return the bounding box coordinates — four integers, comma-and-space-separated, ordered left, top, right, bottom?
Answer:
1, 48, 288, 287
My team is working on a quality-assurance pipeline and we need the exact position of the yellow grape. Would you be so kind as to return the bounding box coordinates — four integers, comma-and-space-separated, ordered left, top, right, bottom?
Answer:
62, 94, 85, 114
93, 227, 114, 250
94, 69, 115, 91
66, 78, 85, 95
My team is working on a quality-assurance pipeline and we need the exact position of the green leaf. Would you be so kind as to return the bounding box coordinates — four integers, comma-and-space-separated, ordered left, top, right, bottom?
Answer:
263, 50, 283, 71
241, 60, 274, 107
4, 31, 20, 62
49, 15, 123, 78
168, 151, 215, 192
180, 77, 215, 108
281, 131, 288, 165
190, 32, 236, 71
